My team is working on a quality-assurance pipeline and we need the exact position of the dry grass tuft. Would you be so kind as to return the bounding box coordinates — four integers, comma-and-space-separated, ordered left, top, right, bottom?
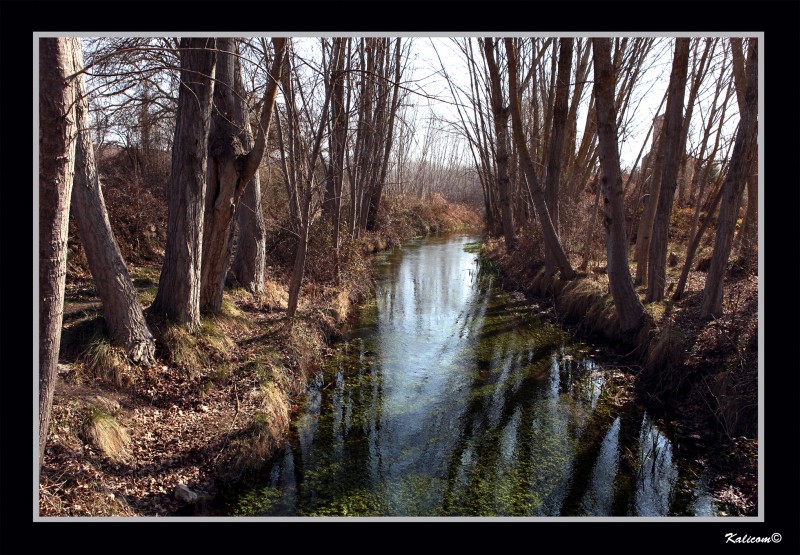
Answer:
642, 324, 684, 383
81, 407, 130, 461
558, 280, 604, 322
331, 288, 351, 324
585, 298, 620, 340
161, 323, 205, 370
262, 279, 289, 311
221, 386, 290, 481
86, 337, 133, 386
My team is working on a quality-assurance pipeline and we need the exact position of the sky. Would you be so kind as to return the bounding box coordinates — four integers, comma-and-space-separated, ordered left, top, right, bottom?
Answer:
79, 34, 747, 173
402, 35, 742, 171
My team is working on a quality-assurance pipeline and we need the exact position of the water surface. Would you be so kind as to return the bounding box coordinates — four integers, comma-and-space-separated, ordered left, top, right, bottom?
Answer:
233, 233, 718, 516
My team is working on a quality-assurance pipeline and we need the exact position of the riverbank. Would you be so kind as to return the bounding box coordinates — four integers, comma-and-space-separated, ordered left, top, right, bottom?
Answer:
479, 237, 758, 515
39, 194, 482, 517
225, 233, 724, 517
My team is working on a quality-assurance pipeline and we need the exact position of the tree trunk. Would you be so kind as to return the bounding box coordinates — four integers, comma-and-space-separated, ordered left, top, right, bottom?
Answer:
634, 123, 665, 285
483, 38, 516, 251
676, 39, 714, 206
71, 42, 156, 365
645, 38, 690, 302
672, 181, 725, 301
591, 38, 645, 334
700, 41, 758, 319
150, 38, 217, 330
735, 165, 758, 265
230, 165, 266, 294
322, 38, 351, 280
504, 38, 575, 279
367, 38, 403, 231
39, 37, 79, 467
544, 38, 573, 233
201, 38, 286, 312
284, 44, 333, 327
730, 39, 758, 266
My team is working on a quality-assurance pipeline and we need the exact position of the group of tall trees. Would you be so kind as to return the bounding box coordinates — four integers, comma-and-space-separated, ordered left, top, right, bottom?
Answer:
39, 35, 758, 468
441, 36, 757, 331
38, 36, 411, 467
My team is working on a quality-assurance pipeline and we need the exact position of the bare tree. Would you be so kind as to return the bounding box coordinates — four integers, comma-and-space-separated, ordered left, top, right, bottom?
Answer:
543, 38, 573, 233
321, 37, 352, 280
700, 40, 758, 319
676, 38, 716, 206
645, 38, 690, 302
278, 41, 333, 326
39, 37, 79, 467
150, 38, 217, 330
483, 37, 516, 251
672, 58, 736, 301
200, 37, 286, 312
591, 38, 645, 334
730, 38, 758, 266
365, 37, 404, 231
504, 38, 575, 279
70, 41, 156, 365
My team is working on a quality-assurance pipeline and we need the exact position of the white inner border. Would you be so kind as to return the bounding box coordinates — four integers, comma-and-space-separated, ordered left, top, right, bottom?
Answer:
33, 30, 765, 524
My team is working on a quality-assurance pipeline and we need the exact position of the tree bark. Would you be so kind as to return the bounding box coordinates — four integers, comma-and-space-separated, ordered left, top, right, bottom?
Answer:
504, 38, 575, 279
230, 158, 266, 294
200, 38, 286, 312
70, 42, 156, 365
591, 38, 645, 334
366, 38, 403, 231
645, 38, 690, 302
150, 38, 216, 330
700, 41, 758, 319
544, 38, 573, 233
39, 37, 79, 467
730, 38, 758, 265
483, 38, 516, 251
634, 121, 665, 285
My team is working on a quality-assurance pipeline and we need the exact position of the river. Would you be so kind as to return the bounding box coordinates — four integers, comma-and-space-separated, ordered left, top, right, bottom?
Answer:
230, 232, 720, 517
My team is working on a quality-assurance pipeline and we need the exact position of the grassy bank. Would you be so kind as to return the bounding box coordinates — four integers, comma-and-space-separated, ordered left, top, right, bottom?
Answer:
40, 194, 482, 517
479, 236, 757, 515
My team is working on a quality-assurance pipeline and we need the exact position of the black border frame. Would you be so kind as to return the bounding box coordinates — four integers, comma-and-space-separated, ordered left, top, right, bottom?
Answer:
4, 2, 799, 554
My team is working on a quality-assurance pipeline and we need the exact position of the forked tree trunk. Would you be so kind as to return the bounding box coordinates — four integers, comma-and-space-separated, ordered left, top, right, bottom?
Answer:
645, 38, 690, 302
71, 39, 155, 365
366, 38, 403, 231
201, 38, 286, 312
700, 41, 758, 319
504, 38, 575, 279
39, 37, 79, 467
544, 38, 573, 232
151, 37, 217, 330
591, 38, 645, 334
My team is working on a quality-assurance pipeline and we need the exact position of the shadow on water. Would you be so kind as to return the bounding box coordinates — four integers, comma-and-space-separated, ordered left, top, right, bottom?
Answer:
230, 233, 720, 517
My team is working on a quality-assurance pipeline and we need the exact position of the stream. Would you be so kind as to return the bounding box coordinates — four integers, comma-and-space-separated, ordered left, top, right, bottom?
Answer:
230, 233, 720, 517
